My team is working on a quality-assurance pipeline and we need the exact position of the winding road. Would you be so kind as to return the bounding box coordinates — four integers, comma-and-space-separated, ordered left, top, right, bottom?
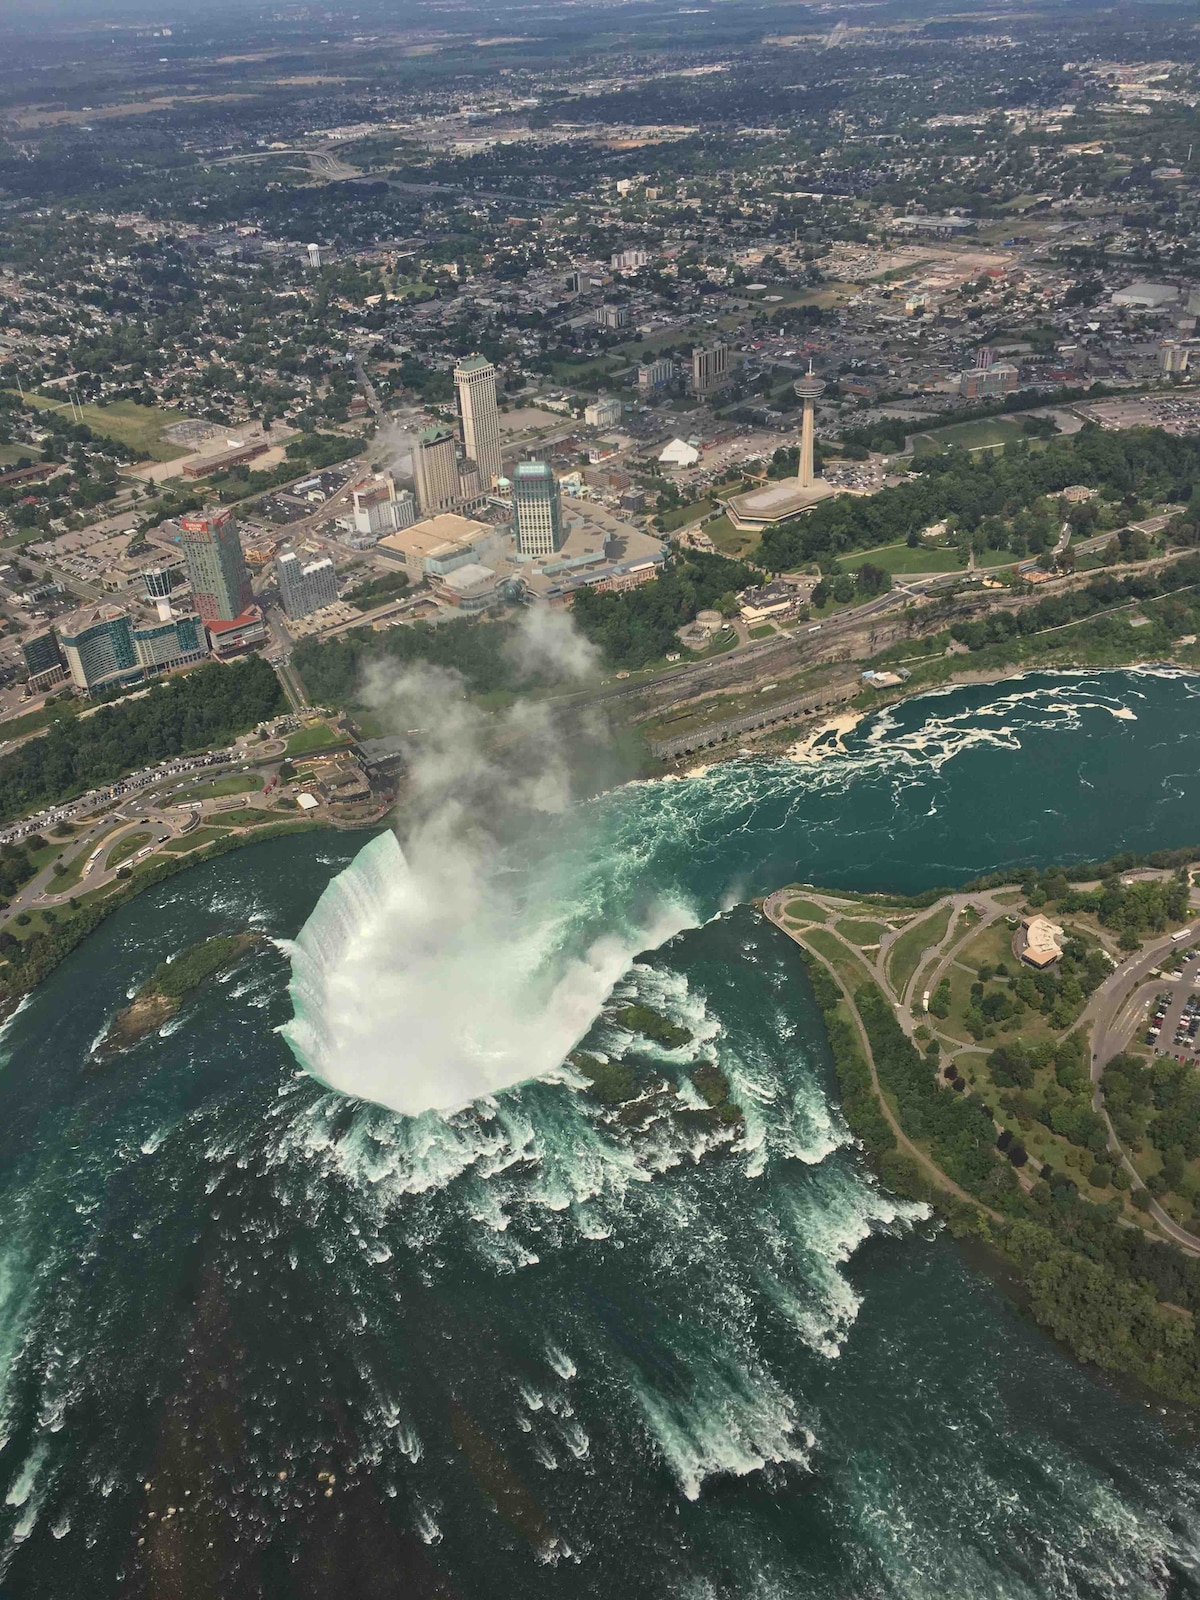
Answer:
761, 878, 1200, 1257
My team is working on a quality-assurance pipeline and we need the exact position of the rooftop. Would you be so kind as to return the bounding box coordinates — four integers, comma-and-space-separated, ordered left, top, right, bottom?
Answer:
379, 512, 491, 562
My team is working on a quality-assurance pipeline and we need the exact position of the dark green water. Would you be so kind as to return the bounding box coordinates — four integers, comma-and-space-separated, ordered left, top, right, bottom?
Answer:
2, 669, 1200, 1599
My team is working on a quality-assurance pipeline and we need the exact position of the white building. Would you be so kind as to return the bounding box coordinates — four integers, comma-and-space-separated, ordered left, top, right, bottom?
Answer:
659, 437, 701, 469
585, 395, 623, 429
638, 357, 675, 391
277, 551, 339, 621
352, 476, 416, 540
611, 248, 650, 273
1111, 281, 1179, 310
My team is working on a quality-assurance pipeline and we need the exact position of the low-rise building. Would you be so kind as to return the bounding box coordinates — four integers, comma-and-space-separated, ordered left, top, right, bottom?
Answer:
1111, 281, 1179, 311
960, 363, 1019, 399
206, 607, 268, 660
377, 512, 496, 584
428, 561, 506, 611
1017, 914, 1065, 969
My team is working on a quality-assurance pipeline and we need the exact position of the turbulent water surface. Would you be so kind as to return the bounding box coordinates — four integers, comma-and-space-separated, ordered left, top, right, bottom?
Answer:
3, 669, 1200, 1599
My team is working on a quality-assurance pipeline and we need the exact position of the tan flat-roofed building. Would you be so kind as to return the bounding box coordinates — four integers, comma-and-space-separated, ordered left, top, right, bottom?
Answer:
378, 512, 493, 583
1017, 914, 1065, 969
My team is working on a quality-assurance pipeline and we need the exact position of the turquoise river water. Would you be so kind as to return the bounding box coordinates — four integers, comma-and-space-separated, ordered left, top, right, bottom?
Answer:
2, 669, 1200, 1599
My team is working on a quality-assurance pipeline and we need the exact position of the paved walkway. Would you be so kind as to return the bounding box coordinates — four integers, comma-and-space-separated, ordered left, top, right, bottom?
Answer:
761, 888, 1004, 1221
761, 881, 1200, 1255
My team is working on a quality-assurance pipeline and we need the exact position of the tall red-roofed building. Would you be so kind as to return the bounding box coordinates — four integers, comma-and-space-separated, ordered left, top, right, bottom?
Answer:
179, 508, 254, 622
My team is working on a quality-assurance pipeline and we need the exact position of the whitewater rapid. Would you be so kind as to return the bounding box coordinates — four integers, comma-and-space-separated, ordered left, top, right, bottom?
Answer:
5, 669, 1200, 1597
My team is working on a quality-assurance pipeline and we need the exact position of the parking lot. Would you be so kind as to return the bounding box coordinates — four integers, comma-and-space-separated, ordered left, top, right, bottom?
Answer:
1145, 955, 1200, 1059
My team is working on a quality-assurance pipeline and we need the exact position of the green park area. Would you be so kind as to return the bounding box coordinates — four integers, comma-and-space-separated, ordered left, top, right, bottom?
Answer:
911, 415, 1027, 456
15, 393, 188, 461
886, 904, 955, 995
705, 512, 760, 561
106, 830, 155, 869
779, 865, 1198, 1233
657, 498, 714, 533
845, 538, 1015, 576
775, 856, 1200, 1402
284, 720, 350, 757
175, 773, 265, 803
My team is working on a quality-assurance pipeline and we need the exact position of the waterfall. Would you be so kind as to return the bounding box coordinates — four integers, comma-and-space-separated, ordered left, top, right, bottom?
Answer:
280, 830, 696, 1118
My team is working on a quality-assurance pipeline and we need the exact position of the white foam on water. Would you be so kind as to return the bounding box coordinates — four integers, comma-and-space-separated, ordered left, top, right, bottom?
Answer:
0, 994, 32, 1071
768, 1168, 928, 1359
630, 1351, 815, 1502
546, 1344, 576, 1381
3, 1439, 49, 1547
414, 1504, 441, 1545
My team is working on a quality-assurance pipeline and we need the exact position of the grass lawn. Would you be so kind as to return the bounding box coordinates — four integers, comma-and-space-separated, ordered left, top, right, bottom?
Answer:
836, 918, 888, 947
285, 721, 349, 756
748, 623, 776, 639
845, 540, 1016, 576
784, 895, 828, 924
658, 498, 713, 533
886, 904, 954, 996
175, 773, 265, 802
232, 808, 297, 831
849, 542, 966, 575
911, 416, 1025, 456
106, 830, 155, 869
162, 826, 232, 854
549, 358, 623, 389
957, 920, 1021, 975
52, 823, 133, 890
15, 393, 187, 462
706, 512, 761, 561
804, 926, 874, 994
0, 701, 78, 744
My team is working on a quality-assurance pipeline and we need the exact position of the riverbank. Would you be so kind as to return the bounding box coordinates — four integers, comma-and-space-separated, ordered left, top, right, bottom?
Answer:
0, 818, 349, 1023
763, 880, 1200, 1408
669, 648, 1196, 775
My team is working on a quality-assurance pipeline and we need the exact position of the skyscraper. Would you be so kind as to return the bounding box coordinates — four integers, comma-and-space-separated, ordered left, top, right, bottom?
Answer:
512, 461, 564, 559
413, 425, 461, 516
691, 342, 731, 397
454, 354, 503, 489
277, 551, 339, 620
178, 508, 254, 622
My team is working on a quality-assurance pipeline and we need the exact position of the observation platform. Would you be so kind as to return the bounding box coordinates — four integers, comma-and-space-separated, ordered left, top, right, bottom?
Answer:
723, 477, 837, 533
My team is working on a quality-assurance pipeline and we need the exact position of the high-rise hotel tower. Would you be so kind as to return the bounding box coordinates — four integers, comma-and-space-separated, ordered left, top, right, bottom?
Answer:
454, 354, 503, 490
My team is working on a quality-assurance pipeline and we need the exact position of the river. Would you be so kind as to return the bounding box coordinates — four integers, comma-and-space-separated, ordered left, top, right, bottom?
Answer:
1, 667, 1199, 1599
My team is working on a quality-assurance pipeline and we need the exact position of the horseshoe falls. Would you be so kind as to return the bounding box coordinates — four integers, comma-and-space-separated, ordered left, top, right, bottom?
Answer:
279, 830, 698, 1116
1, 669, 1199, 1600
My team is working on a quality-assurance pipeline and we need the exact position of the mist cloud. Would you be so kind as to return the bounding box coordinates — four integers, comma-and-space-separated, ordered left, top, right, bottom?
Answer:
280, 611, 696, 1117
